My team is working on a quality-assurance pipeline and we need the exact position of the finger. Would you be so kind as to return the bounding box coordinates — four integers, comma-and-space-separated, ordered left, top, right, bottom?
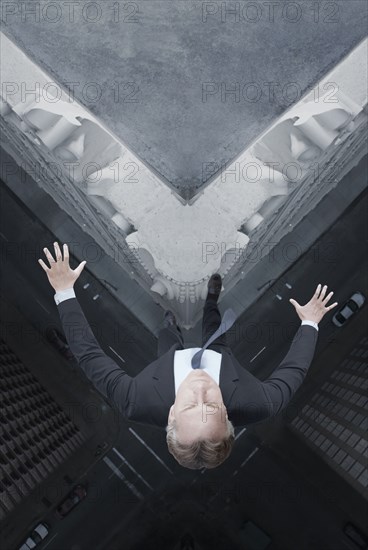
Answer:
289, 298, 300, 308
74, 260, 87, 277
322, 290, 334, 304
54, 241, 62, 260
319, 284, 328, 301
326, 302, 338, 310
314, 283, 321, 299
43, 247, 56, 266
38, 258, 50, 272
63, 243, 69, 262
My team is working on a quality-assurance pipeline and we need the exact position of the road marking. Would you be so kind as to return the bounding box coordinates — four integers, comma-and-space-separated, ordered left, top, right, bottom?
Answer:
235, 428, 247, 441
240, 447, 259, 468
42, 534, 58, 548
250, 346, 266, 363
233, 447, 260, 477
103, 456, 143, 500
111, 447, 153, 491
108, 346, 125, 363
35, 299, 50, 314
128, 428, 173, 474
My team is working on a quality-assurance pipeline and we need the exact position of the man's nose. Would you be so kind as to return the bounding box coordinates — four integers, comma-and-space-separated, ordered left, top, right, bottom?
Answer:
192, 386, 207, 398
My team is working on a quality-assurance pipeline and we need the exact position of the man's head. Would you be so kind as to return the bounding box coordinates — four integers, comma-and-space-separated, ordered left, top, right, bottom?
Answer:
166, 370, 235, 469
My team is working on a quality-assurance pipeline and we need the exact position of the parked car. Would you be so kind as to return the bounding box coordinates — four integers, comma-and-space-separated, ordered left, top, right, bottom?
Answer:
18, 522, 49, 549
55, 484, 87, 518
332, 291, 366, 327
45, 327, 75, 361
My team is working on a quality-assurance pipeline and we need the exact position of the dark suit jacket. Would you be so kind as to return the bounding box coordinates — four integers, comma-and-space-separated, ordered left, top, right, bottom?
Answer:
57, 297, 318, 428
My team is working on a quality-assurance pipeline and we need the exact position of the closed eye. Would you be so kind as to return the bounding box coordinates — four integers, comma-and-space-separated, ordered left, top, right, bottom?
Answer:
183, 402, 218, 411
183, 403, 197, 410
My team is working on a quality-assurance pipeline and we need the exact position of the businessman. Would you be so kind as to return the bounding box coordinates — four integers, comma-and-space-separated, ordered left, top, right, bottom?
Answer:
39, 242, 338, 470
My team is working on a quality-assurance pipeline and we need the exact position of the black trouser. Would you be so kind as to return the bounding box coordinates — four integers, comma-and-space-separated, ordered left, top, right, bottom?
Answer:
157, 297, 229, 357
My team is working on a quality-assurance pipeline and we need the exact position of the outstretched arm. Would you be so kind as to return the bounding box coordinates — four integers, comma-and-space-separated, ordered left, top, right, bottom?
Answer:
38, 242, 134, 417
261, 283, 338, 417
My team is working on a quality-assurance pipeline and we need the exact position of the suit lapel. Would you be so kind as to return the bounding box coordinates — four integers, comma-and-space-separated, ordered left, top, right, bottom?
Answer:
219, 349, 239, 407
152, 342, 182, 408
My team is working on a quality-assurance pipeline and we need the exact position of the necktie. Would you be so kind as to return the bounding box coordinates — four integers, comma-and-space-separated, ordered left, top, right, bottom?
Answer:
191, 308, 237, 369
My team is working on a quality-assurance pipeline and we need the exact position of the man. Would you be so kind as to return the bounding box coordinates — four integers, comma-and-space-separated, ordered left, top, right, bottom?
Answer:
38, 242, 338, 470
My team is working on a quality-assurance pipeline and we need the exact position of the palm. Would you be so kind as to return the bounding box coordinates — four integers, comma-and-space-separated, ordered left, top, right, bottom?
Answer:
289, 284, 338, 324
38, 242, 86, 292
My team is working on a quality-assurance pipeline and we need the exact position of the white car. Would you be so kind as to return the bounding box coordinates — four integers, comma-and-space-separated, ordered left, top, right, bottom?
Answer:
332, 291, 366, 327
18, 522, 49, 549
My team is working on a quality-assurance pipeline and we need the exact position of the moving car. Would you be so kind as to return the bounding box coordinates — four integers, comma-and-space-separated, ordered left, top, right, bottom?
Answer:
55, 484, 87, 518
18, 522, 49, 549
332, 291, 366, 327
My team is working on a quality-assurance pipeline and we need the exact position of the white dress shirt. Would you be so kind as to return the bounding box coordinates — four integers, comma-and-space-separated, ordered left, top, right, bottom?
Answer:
54, 287, 319, 395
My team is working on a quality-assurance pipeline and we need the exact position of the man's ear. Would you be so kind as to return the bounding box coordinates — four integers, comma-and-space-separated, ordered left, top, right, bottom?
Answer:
168, 404, 175, 422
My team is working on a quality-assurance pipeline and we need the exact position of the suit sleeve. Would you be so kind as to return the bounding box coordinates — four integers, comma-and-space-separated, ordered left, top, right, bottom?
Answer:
260, 324, 318, 417
56, 297, 135, 418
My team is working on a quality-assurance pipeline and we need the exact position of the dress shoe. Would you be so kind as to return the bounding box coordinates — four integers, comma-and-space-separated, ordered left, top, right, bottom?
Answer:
206, 273, 222, 301
164, 310, 177, 328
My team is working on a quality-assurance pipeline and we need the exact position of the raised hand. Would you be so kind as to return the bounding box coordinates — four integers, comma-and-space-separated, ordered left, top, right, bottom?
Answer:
38, 242, 86, 292
289, 283, 338, 324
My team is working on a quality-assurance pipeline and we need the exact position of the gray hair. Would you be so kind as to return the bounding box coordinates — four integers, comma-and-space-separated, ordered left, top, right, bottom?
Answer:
166, 417, 235, 469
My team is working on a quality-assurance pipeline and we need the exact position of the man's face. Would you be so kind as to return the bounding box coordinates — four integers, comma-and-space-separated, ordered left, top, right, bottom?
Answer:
168, 370, 228, 443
